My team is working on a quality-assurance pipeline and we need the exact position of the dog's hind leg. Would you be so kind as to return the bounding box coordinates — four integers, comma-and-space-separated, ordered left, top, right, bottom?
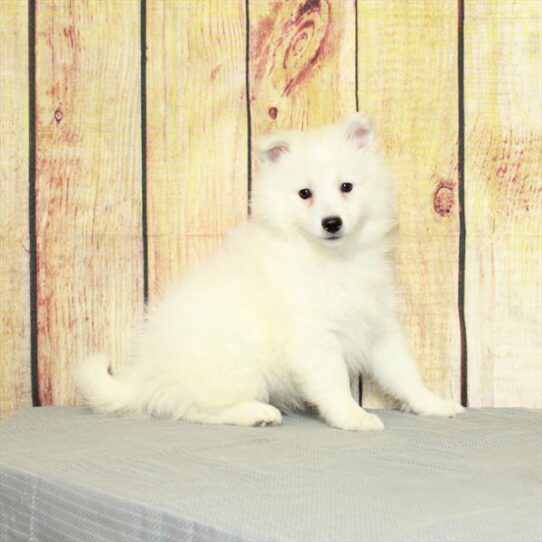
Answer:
183, 401, 283, 427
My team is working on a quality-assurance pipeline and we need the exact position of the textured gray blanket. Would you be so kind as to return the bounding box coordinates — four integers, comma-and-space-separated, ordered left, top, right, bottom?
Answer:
1, 407, 541, 542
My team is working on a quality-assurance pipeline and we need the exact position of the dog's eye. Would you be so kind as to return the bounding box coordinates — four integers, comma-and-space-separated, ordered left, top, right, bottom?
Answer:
298, 188, 312, 200
341, 182, 353, 193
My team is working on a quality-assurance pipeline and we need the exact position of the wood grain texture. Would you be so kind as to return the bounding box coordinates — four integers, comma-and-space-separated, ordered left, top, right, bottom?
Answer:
357, 1, 461, 407
465, 1, 542, 407
0, 1, 31, 418
146, 0, 248, 298
250, 0, 356, 134
35, 0, 143, 404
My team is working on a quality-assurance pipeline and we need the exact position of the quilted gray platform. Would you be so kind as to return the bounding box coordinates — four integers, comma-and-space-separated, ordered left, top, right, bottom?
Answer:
1, 407, 541, 542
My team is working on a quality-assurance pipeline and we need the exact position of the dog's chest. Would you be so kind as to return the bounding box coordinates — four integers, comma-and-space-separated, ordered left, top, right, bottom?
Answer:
297, 257, 388, 330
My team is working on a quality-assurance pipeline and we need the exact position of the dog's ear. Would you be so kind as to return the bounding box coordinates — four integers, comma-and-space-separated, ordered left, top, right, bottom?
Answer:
254, 135, 290, 164
343, 113, 375, 149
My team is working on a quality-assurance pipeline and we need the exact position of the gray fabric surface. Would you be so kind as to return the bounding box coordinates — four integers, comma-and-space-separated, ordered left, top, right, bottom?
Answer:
0, 407, 541, 542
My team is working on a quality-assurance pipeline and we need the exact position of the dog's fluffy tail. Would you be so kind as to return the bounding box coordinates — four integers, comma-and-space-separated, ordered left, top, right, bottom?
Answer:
74, 355, 135, 414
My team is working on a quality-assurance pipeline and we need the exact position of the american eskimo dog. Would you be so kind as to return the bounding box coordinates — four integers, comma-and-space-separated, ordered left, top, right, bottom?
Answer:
75, 113, 464, 430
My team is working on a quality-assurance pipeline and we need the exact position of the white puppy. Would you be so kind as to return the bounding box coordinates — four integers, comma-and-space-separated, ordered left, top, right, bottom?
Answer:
75, 113, 464, 431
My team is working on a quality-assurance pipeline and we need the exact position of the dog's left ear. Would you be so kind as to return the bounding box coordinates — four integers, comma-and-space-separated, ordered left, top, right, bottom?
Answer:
343, 113, 375, 149
254, 134, 290, 164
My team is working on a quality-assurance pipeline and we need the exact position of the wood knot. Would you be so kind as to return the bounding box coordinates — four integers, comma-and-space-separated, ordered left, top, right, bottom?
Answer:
297, 0, 322, 17
268, 106, 278, 120
433, 181, 455, 216
282, 0, 330, 95
54, 108, 63, 124
252, 0, 330, 98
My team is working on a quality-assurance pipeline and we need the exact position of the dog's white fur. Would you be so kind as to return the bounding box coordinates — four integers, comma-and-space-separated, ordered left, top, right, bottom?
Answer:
75, 114, 464, 430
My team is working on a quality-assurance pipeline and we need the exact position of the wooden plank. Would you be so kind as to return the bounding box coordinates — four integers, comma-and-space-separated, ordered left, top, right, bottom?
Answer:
0, 1, 32, 418
250, 0, 357, 401
35, 0, 143, 405
146, 0, 248, 298
357, 1, 461, 407
465, 1, 542, 407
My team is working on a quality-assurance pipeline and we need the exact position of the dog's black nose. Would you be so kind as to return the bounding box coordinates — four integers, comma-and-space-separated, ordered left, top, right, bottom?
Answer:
322, 216, 343, 234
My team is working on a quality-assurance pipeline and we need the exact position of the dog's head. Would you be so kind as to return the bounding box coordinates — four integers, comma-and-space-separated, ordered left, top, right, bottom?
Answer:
251, 113, 395, 249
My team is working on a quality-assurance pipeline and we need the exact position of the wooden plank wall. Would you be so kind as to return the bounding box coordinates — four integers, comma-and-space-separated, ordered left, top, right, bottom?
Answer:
1, 1, 32, 417
1, 0, 540, 419
465, 0, 541, 407
147, 0, 248, 298
34, 0, 143, 405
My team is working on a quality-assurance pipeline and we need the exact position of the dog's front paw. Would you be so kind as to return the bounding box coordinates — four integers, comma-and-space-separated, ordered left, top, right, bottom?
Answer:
406, 392, 465, 418
329, 408, 385, 432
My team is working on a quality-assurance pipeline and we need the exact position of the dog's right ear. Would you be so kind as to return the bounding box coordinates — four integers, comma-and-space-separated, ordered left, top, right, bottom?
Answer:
343, 113, 375, 149
254, 135, 290, 164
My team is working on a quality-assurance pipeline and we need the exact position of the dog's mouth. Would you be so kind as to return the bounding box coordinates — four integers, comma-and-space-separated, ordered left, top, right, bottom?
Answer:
323, 234, 343, 242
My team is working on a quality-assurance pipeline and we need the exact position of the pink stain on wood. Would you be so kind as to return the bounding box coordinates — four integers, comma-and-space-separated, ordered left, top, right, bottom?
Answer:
40, 379, 53, 406
250, 1, 282, 61
36, 255, 53, 406
210, 64, 222, 82
488, 134, 541, 213
62, 25, 77, 49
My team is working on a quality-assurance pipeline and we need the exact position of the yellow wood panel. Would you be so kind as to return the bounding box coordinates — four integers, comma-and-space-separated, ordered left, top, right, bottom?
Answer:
357, 1, 461, 407
146, 0, 248, 298
465, 1, 542, 407
35, 0, 143, 405
0, 1, 32, 418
